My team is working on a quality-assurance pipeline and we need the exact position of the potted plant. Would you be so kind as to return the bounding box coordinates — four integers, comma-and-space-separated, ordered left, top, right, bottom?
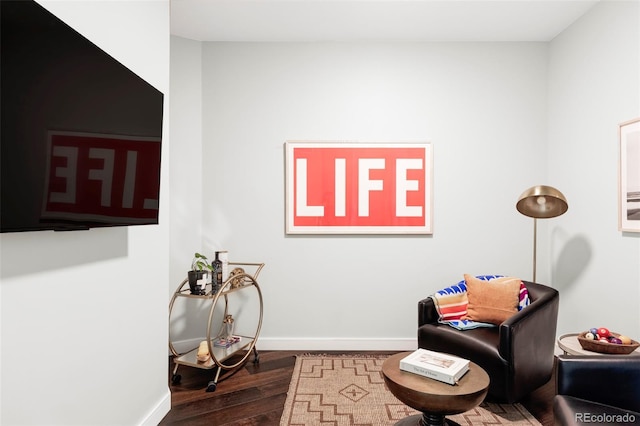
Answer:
188, 252, 213, 295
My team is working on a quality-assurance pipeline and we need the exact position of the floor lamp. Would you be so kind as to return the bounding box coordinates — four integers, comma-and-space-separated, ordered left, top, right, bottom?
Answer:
516, 185, 568, 282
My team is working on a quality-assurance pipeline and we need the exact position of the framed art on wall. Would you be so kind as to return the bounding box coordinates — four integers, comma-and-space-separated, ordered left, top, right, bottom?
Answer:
285, 141, 433, 235
619, 117, 640, 232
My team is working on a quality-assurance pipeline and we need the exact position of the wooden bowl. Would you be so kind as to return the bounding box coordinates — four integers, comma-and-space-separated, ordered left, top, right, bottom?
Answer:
578, 331, 640, 355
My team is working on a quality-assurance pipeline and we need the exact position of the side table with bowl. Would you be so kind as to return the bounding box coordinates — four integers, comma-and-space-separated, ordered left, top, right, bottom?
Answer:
558, 332, 640, 356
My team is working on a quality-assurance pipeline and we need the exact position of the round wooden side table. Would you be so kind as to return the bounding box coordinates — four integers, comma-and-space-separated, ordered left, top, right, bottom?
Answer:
382, 351, 489, 426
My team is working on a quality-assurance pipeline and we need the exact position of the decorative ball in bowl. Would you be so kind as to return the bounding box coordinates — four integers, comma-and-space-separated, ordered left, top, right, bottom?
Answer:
578, 330, 639, 354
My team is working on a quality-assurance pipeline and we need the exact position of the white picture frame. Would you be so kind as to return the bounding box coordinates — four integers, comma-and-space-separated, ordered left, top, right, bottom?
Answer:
619, 117, 640, 232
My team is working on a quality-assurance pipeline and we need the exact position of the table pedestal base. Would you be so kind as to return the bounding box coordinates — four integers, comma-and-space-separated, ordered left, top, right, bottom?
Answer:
395, 413, 462, 426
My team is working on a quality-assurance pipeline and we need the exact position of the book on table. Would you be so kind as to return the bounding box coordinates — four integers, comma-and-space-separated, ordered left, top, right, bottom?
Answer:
399, 349, 470, 385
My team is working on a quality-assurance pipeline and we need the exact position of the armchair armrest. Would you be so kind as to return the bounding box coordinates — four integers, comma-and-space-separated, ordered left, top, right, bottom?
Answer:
499, 282, 559, 370
556, 355, 640, 413
418, 297, 439, 327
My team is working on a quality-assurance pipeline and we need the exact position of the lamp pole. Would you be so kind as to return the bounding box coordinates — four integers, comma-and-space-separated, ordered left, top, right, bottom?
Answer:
532, 218, 537, 283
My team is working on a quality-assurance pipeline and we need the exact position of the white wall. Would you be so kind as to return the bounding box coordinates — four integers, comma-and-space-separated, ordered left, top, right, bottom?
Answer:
547, 0, 640, 336
189, 41, 551, 350
0, 1, 171, 425
170, 37, 201, 286
169, 35, 203, 284
168, 36, 215, 349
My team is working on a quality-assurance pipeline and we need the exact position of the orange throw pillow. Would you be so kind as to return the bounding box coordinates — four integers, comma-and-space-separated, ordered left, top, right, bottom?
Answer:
461, 274, 521, 325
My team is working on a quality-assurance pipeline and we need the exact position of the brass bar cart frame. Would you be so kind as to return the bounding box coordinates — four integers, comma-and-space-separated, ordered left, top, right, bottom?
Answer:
168, 262, 264, 392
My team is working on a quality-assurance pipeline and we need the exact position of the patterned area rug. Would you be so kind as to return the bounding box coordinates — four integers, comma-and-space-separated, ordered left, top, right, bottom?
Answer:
280, 354, 542, 426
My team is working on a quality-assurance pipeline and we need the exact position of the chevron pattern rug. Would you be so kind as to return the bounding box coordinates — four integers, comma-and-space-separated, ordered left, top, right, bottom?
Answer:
280, 354, 542, 426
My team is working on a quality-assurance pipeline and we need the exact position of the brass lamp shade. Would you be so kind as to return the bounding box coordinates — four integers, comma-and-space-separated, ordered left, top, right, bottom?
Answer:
516, 185, 568, 219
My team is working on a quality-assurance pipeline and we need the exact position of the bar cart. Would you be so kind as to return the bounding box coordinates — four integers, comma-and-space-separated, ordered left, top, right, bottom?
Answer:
169, 262, 264, 392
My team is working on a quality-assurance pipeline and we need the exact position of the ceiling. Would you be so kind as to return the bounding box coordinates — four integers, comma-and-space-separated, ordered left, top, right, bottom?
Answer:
170, 0, 599, 43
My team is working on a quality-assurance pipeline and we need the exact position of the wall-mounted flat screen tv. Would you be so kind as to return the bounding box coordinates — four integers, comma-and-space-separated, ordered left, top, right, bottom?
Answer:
1, 0, 164, 233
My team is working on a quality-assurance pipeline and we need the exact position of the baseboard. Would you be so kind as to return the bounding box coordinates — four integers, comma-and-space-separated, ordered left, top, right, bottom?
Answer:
171, 337, 417, 353
253, 337, 417, 351
139, 388, 171, 426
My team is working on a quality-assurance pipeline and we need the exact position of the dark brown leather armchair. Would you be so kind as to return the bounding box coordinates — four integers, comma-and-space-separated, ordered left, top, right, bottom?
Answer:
417, 281, 559, 403
554, 355, 640, 426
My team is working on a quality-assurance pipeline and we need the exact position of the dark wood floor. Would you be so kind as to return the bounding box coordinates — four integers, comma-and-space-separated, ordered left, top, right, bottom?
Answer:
159, 351, 555, 426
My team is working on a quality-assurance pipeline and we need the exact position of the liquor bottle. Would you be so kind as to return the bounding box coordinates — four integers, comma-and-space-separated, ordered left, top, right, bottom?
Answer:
213, 251, 223, 292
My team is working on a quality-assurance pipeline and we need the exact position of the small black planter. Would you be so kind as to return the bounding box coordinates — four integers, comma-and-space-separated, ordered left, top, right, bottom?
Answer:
188, 270, 208, 295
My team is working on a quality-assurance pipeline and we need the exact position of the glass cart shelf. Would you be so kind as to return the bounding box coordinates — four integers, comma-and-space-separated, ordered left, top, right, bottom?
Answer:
169, 262, 264, 392
173, 335, 256, 368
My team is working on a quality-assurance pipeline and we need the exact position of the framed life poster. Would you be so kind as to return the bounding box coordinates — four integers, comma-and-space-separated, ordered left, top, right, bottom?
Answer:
285, 141, 433, 235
